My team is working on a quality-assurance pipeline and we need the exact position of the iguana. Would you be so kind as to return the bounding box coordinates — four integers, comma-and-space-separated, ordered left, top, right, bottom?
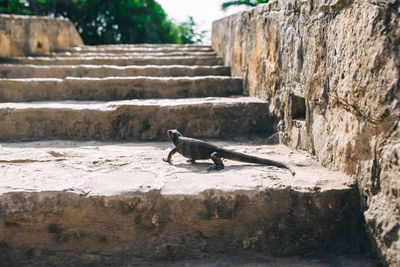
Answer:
163, 129, 296, 176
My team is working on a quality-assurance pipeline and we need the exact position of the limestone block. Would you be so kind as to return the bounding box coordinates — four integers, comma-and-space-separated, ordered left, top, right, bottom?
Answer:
0, 64, 230, 79
0, 140, 369, 264
212, 0, 400, 265
0, 97, 272, 141
1, 55, 223, 66
0, 14, 83, 57
0, 76, 242, 101
0, 30, 10, 57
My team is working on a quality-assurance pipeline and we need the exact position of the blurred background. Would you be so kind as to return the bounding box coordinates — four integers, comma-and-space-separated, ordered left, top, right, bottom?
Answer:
0, 0, 269, 44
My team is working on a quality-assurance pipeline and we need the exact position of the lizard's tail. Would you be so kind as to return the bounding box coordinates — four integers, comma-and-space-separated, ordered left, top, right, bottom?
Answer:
220, 149, 296, 176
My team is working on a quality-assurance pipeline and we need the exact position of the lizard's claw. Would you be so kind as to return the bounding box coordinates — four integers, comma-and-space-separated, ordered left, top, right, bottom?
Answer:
163, 158, 171, 163
206, 165, 224, 172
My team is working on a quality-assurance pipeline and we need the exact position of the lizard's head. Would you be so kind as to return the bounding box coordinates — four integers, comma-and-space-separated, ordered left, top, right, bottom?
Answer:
167, 129, 182, 143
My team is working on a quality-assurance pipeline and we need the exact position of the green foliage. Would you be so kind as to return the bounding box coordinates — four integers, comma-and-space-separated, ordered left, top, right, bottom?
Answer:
175, 16, 206, 44
221, 0, 269, 11
0, 0, 205, 44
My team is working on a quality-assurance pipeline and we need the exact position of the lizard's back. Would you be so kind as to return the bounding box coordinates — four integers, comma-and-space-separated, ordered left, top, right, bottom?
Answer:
176, 137, 219, 160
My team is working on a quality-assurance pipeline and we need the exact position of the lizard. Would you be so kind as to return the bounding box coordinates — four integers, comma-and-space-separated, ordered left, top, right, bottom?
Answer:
163, 129, 295, 176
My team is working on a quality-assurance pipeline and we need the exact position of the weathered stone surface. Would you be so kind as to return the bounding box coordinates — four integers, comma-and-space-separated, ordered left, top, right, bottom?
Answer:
82, 255, 378, 266
0, 64, 230, 78
0, 97, 272, 141
0, 140, 369, 264
0, 13, 379, 264
0, 14, 83, 57
50, 51, 218, 57
212, 0, 400, 265
1, 55, 223, 66
0, 76, 241, 101
63, 44, 214, 53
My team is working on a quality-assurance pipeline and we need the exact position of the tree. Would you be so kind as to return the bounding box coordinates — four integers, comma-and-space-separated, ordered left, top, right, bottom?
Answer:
176, 16, 207, 44
0, 0, 205, 44
221, 0, 269, 11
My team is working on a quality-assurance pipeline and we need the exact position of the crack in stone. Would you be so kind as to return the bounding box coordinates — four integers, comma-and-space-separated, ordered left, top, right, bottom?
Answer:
0, 159, 66, 163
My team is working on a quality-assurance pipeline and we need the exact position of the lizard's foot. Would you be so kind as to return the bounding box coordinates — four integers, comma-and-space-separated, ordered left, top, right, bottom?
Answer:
208, 152, 224, 172
206, 164, 224, 172
163, 158, 171, 163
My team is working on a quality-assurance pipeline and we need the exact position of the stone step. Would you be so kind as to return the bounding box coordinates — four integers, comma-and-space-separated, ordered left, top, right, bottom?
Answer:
0, 64, 230, 78
49, 51, 218, 57
0, 56, 223, 66
63, 45, 214, 53
90, 44, 212, 49
0, 97, 271, 141
0, 76, 241, 101
0, 140, 367, 265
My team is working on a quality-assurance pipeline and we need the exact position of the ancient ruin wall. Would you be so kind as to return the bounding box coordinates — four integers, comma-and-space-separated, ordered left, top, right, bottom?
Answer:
212, 0, 400, 265
0, 14, 83, 57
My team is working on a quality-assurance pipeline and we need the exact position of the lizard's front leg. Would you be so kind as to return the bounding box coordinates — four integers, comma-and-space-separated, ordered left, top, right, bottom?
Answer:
163, 147, 177, 163
206, 152, 224, 172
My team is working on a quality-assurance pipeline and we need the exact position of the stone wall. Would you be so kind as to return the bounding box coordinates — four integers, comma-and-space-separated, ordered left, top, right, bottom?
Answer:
212, 0, 400, 266
0, 14, 83, 57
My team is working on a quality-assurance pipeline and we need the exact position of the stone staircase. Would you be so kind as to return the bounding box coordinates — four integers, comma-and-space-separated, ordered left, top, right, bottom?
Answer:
0, 45, 373, 265
0, 45, 270, 141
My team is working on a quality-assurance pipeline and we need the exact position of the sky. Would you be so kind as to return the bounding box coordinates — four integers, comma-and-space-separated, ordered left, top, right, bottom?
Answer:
156, 0, 251, 43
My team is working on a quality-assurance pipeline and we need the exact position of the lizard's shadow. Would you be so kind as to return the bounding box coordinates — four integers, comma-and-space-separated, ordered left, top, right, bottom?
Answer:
171, 161, 264, 173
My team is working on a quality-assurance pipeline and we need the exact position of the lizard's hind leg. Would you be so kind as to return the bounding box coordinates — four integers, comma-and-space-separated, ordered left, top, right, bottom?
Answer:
207, 152, 224, 172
